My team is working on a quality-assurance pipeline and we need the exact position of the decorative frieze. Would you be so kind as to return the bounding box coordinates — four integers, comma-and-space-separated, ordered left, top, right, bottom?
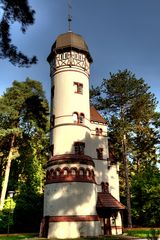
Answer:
46, 166, 95, 184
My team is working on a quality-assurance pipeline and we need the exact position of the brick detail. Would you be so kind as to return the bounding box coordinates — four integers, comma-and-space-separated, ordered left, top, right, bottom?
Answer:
48, 215, 99, 222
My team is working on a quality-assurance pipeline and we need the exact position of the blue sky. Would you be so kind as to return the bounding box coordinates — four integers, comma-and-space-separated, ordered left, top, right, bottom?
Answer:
0, 0, 160, 110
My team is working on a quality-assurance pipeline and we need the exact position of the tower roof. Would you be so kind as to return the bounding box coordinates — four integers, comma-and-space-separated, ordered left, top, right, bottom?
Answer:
47, 32, 92, 63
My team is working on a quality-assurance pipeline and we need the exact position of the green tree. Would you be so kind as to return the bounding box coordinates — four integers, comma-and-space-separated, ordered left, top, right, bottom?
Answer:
131, 165, 160, 226
0, 0, 37, 66
0, 78, 49, 210
91, 69, 158, 227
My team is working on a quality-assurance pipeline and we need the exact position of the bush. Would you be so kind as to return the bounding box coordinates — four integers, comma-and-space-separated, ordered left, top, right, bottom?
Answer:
13, 190, 43, 233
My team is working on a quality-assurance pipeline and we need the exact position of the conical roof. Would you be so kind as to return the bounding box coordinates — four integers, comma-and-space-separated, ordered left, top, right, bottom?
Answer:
47, 32, 92, 63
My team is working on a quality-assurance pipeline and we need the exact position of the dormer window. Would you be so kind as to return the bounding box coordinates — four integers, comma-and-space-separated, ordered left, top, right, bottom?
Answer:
74, 82, 83, 94
74, 142, 85, 155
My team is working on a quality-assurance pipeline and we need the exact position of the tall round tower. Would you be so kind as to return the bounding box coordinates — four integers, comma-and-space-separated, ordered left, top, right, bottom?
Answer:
43, 32, 101, 239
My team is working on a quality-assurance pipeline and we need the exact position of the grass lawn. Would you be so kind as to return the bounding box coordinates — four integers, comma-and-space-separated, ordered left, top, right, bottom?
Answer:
0, 229, 160, 240
0, 234, 39, 240
124, 228, 160, 238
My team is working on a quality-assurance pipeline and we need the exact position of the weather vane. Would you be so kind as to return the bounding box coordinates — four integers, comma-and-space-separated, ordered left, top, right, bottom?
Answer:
68, 0, 72, 31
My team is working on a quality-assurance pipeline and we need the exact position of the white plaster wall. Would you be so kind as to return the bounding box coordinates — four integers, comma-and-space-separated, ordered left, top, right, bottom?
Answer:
53, 125, 90, 155
44, 182, 97, 217
88, 122, 108, 159
48, 220, 101, 239
53, 68, 90, 122
108, 165, 120, 200
94, 160, 108, 191
87, 122, 109, 188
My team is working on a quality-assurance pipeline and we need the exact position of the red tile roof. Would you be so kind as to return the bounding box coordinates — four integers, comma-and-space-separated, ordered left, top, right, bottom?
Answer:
96, 192, 125, 210
90, 106, 107, 124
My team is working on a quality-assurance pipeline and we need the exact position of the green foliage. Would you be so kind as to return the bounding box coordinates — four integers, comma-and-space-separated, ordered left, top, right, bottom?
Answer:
0, 234, 37, 239
131, 165, 160, 227
13, 190, 43, 233
0, 78, 49, 230
124, 229, 160, 238
0, 0, 37, 67
91, 69, 160, 227
0, 198, 15, 233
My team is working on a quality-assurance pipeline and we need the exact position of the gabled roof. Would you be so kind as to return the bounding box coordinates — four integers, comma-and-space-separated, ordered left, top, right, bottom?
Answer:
96, 192, 125, 210
90, 106, 107, 124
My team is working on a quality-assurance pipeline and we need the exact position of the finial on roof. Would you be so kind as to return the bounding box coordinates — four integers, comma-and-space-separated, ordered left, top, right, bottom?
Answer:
68, 0, 72, 32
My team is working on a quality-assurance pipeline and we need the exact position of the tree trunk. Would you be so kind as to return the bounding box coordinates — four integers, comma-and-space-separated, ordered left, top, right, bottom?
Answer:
122, 134, 132, 228
0, 135, 16, 211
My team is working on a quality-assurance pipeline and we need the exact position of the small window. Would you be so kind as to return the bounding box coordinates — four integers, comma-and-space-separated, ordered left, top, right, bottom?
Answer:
50, 115, 55, 128
99, 128, 103, 135
50, 144, 54, 156
74, 142, 85, 155
73, 52, 78, 59
71, 168, 76, 176
51, 86, 55, 98
63, 169, 68, 176
79, 169, 84, 176
74, 82, 83, 94
79, 113, 85, 124
86, 169, 90, 177
64, 52, 69, 59
79, 54, 82, 60
59, 54, 63, 60
55, 169, 61, 176
96, 128, 99, 135
96, 148, 103, 160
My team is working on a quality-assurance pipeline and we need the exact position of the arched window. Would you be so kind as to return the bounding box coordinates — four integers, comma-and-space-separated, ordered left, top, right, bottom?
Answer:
86, 169, 91, 177
99, 128, 103, 135
73, 112, 78, 123
79, 113, 85, 124
55, 168, 61, 176
79, 168, 84, 176
71, 168, 77, 176
96, 128, 99, 135
63, 168, 69, 176
50, 168, 54, 177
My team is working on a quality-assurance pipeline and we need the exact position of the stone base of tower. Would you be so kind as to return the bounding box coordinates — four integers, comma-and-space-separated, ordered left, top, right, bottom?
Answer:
48, 217, 101, 239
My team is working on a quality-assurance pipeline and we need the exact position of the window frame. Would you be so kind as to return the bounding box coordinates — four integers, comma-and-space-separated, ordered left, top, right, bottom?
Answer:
74, 82, 83, 94
74, 142, 85, 155
96, 148, 103, 160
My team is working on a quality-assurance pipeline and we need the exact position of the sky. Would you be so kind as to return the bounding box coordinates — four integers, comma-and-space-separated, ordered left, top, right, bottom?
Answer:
0, 0, 160, 110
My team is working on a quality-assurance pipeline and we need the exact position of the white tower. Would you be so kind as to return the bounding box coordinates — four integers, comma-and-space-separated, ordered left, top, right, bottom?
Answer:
42, 32, 101, 239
